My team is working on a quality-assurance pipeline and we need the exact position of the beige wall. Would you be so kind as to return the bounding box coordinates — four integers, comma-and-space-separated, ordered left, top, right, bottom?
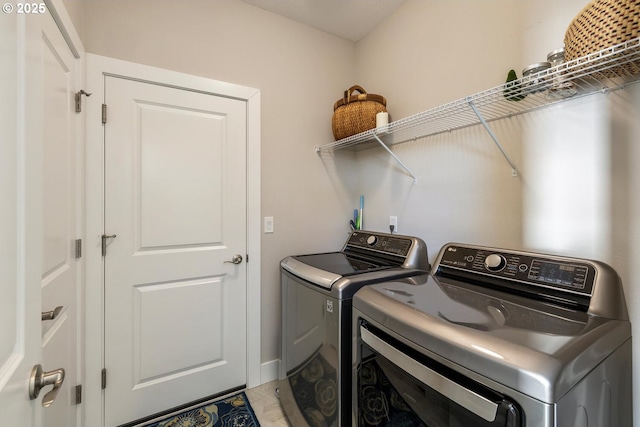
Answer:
82, 0, 358, 367
356, 0, 522, 121
353, 0, 525, 256
353, 0, 607, 259
62, 0, 83, 37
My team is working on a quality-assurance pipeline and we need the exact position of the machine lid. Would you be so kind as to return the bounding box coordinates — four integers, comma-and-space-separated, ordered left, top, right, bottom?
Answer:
280, 231, 430, 290
281, 252, 395, 289
293, 252, 394, 274
354, 275, 631, 403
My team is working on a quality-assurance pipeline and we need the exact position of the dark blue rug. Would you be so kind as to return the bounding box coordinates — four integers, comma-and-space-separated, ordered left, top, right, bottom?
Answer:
143, 392, 261, 427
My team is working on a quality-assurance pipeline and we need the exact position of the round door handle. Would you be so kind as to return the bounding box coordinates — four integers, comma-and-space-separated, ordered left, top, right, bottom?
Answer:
224, 254, 243, 264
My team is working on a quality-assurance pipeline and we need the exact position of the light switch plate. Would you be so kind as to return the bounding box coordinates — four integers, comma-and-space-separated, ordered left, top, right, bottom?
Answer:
264, 216, 274, 233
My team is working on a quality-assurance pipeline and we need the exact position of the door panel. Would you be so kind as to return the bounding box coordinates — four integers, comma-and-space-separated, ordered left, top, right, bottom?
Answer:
139, 103, 224, 247
104, 76, 247, 426
41, 11, 79, 427
0, 12, 41, 426
134, 278, 224, 383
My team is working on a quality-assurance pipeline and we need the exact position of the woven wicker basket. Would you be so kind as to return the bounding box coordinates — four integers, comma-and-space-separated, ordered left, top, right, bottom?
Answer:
332, 85, 387, 141
564, 0, 640, 76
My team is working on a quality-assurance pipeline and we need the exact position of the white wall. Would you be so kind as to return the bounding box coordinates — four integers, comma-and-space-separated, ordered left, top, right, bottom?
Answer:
608, 82, 640, 427
356, 0, 639, 424
82, 0, 358, 370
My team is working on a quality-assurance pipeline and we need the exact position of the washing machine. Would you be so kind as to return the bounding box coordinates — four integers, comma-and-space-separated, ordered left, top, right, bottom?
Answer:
278, 230, 429, 427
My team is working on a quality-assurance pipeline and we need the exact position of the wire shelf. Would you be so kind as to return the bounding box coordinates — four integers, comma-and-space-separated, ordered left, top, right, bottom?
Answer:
316, 37, 640, 154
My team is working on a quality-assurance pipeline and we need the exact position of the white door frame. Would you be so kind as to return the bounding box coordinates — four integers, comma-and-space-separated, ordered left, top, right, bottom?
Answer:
84, 54, 261, 426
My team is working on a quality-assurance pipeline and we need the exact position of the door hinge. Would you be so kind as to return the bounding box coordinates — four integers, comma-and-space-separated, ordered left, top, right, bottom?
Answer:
75, 239, 82, 259
75, 90, 92, 113
75, 384, 82, 404
102, 103, 107, 124
101, 368, 107, 390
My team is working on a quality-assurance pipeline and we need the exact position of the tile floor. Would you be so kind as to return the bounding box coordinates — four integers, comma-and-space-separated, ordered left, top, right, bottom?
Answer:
245, 381, 291, 427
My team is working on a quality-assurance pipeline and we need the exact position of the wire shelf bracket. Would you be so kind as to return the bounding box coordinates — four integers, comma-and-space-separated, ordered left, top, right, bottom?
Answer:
467, 99, 518, 177
372, 133, 418, 184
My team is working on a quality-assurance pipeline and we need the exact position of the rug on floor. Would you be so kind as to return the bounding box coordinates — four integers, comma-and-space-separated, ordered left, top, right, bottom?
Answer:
143, 392, 261, 427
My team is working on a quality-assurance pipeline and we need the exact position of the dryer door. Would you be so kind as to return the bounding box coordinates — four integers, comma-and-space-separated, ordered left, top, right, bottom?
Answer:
357, 322, 523, 427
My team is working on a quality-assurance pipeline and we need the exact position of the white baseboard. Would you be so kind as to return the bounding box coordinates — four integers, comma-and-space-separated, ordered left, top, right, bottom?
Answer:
260, 359, 280, 384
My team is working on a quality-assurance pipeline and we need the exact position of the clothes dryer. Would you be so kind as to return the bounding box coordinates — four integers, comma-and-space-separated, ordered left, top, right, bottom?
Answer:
353, 243, 632, 426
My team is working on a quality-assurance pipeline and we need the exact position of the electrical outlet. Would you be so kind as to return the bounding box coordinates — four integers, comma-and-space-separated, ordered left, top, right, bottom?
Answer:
264, 216, 274, 233
390, 216, 398, 233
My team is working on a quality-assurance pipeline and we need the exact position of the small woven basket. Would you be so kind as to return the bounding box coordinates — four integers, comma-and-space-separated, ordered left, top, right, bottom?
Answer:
564, 0, 640, 76
332, 85, 387, 141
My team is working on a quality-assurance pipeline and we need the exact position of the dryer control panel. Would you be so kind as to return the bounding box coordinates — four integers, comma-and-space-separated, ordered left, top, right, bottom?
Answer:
435, 244, 596, 301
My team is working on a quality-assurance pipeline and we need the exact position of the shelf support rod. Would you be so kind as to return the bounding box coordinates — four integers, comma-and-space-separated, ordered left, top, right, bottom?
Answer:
372, 133, 418, 184
468, 100, 518, 177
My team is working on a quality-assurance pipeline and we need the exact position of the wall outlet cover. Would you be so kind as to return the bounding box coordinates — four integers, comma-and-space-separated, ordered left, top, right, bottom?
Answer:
390, 216, 398, 233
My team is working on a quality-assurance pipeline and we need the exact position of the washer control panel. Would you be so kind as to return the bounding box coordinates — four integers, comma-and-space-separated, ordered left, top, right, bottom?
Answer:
346, 231, 413, 257
436, 244, 595, 297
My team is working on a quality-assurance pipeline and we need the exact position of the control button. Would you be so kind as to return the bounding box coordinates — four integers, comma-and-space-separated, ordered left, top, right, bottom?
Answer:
518, 264, 528, 272
485, 254, 507, 272
465, 255, 474, 262
366, 235, 378, 246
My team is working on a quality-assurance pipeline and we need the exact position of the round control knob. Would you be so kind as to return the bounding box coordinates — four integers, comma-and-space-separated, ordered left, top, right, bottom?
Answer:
485, 254, 506, 272
366, 235, 378, 246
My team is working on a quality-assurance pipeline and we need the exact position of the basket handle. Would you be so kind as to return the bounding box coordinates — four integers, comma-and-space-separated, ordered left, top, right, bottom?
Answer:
344, 85, 367, 102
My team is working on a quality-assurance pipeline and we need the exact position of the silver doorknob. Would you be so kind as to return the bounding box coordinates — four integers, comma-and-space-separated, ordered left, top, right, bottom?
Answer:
41, 306, 63, 321
29, 364, 65, 407
224, 254, 243, 264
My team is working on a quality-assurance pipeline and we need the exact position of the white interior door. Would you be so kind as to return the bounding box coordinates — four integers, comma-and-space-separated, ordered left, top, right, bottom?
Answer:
103, 75, 248, 426
40, 11, 80, 427
0, 12, 42, 425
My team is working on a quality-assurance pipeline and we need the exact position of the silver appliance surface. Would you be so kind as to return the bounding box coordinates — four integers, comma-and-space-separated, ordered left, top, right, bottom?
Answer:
280, 230, 430, 292
353, 242, 632, 427
278, 231, 429, 427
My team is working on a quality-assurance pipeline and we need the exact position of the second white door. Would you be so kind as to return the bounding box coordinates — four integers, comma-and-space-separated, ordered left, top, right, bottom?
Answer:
41, 11, 81, 427
103, 75, 248, 426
